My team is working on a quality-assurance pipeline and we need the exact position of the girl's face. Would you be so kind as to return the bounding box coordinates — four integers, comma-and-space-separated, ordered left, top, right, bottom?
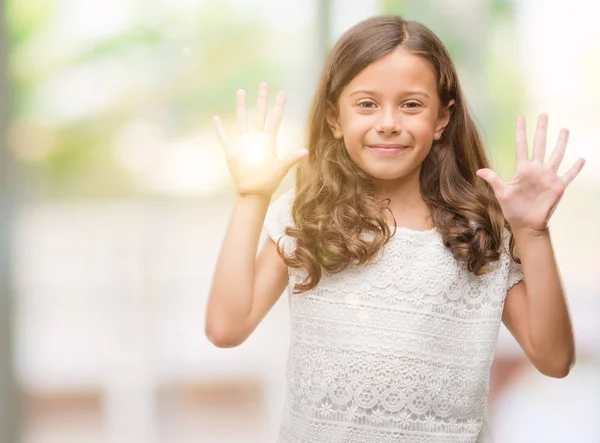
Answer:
326, 47, 452, 184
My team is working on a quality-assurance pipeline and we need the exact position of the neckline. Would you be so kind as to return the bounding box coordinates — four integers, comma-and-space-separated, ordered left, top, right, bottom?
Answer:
388, 225, 438, 235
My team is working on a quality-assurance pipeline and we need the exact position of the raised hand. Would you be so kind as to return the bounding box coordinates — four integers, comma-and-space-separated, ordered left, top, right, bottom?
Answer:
476, 114, 585, 232
213, 82, 308, 197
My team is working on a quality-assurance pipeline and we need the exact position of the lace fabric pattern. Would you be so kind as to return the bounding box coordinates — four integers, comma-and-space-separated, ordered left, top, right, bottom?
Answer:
264, 190, 524, 443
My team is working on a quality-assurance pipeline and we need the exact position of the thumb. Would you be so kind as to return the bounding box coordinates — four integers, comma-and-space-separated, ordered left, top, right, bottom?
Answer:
476, 168, 504, 195
280, 148, 309, 170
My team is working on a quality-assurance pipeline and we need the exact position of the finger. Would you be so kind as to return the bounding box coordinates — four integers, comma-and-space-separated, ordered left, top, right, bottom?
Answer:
515, 116, 528, 163
236, 89, 248, 133
532, 113, 548, 162
280, 148, 309, 171
213, 116, 232, 153
548, 128, 569, 172
561, 158, 585, 186
252, 82, 269, 132
476, 168, 506, 197
266, 91, 286, 141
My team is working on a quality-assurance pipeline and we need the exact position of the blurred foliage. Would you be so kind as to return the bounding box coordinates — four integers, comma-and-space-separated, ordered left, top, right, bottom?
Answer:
6, 0, 282, 197
6, 0, 526, 197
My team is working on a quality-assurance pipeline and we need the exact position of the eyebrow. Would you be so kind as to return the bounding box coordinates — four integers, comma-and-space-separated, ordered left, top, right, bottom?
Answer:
349, 90, 430, 99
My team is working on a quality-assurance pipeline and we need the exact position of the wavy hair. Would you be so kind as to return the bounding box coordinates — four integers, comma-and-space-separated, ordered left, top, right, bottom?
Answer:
280, 15, 518, 293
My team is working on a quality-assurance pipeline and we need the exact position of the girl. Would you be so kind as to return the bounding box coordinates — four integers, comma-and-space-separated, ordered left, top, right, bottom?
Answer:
206, 15, 584, 443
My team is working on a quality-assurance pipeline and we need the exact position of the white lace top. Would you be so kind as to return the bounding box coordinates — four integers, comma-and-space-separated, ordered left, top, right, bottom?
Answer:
264, 189, 524, 443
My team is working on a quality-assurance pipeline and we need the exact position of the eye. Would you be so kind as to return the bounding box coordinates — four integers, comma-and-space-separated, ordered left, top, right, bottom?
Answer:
357, 101, 377, 109
402, 101, 422, 109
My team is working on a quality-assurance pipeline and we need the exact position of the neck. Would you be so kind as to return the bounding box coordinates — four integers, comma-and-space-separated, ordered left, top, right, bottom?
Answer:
372, 169, 432, 229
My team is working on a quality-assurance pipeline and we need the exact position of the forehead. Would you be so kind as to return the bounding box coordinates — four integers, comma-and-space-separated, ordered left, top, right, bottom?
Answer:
343, 47, 438, 98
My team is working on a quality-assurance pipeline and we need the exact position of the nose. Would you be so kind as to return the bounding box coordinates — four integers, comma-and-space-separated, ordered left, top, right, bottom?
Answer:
375, 108, 401, 136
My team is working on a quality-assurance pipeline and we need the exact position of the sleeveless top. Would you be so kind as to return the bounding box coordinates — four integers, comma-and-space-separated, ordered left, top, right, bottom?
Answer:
264, 189, 524, 443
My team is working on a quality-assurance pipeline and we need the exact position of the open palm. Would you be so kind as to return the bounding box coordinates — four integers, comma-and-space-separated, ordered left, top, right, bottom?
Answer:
477, 114, 585, 232
213, 82, 307, 197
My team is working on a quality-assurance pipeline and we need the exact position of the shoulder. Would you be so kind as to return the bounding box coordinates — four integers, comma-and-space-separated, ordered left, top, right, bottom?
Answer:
264, 188, 296, 250
270, 188, 295, 209
266, 188, 295, 227
501, 227, 524, 289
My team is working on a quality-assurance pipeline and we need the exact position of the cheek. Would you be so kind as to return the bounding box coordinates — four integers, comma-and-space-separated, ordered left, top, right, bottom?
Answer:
348, 125, 369, 141
407, 117, 437, 142
341, 115, 372, 143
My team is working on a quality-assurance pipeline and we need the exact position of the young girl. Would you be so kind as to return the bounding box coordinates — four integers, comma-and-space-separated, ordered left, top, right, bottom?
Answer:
206, 15, 584, 443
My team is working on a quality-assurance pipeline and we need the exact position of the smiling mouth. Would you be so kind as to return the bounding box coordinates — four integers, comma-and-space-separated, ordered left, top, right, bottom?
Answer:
368, 144, 408, 149
367, 144, 408, 154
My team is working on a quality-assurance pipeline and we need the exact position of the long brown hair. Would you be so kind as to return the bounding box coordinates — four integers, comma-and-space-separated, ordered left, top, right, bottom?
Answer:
281, 15, 517, 293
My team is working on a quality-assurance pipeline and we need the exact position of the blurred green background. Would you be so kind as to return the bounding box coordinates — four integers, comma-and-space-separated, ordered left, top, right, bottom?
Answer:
5, 0, 528, 200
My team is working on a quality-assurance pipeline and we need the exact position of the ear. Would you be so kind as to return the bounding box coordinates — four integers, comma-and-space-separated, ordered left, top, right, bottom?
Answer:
325, 102, 343, 139
434, 99, 455, 141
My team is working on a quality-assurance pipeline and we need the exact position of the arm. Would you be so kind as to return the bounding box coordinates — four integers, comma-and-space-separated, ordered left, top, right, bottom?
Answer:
205, 194, 289, 348
205, 83, 307, 348
477, 113, 585, 379
502, 228, 575, 378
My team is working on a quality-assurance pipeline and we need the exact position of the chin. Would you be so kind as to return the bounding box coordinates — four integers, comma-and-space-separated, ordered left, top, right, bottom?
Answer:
359, 163, 415, 181
347, 149, 424, 182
